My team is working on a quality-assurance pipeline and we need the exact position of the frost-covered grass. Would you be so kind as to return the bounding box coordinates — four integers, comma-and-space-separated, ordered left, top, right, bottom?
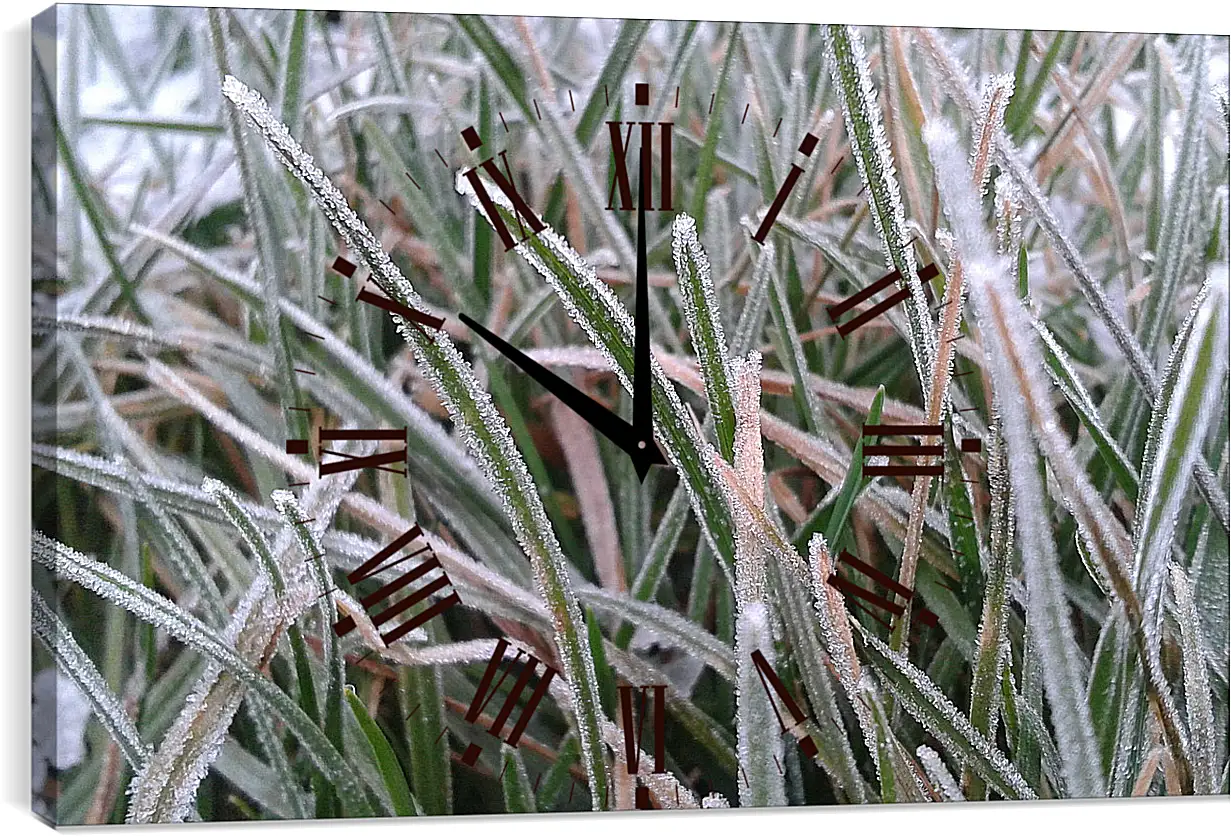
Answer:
31, 6, 1230, 822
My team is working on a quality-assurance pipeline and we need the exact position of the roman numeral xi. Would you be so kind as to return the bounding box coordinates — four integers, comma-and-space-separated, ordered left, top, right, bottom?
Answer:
332, 524, 460, 646
461, 126, 546, 251
460, 638, 558, 766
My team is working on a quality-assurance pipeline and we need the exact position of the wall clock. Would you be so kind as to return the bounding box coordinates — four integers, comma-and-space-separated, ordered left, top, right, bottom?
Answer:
30, 2, 1231, 826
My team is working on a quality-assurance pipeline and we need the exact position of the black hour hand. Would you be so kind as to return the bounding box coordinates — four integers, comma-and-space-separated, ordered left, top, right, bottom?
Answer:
459, 313, 666, 480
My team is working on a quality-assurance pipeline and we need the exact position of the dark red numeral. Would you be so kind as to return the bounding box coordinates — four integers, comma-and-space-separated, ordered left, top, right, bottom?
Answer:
827, 263, 939, 337
460, 126, 545, 250
861, 422, 944, 478
356, 287, 443, 332
317, 427, 407, 477
607, 84, 672, 211
460, 638, 558, 766
753, 133, 819, 243
619, 684, 666, 809
749, 650, 819, 760
332, 524, 460, 644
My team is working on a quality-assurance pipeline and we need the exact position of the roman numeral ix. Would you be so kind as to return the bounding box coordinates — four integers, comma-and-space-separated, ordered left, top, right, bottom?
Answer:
460, 638, 558, 766
332, 524, 460, 645
287, 427, 408, 477
619, 684, 666, 810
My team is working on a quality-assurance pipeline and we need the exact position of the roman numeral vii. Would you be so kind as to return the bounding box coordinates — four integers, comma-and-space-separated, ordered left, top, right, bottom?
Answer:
460, 638, 558, 766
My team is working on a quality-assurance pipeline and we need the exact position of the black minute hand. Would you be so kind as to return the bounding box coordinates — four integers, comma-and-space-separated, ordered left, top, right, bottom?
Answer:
631, 151, 668, 482
459, 313, 651, 467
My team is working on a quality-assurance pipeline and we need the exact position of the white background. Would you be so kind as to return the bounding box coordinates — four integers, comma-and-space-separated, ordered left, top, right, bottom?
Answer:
2, 0, 1229, 835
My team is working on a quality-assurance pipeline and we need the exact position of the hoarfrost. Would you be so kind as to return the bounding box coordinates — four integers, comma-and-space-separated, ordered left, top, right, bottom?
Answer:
924, 119, 1104, 798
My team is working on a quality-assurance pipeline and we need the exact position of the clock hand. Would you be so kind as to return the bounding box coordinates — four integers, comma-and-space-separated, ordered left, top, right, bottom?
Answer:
632, 151, 667, 482
459, 312, 652, 467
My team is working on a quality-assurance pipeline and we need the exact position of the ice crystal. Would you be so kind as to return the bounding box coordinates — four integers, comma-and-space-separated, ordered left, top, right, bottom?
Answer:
129, 477, 323, 822
32, 595, 149, 772
1133, 270, 1229, 660
454, 169, 734, 579
856, 622, 1036, 800
223, 75, 609, 804
917, 745, 964, 801
994, 173, 1023, 255
970, 75, 1015, 197
673, 213, 737, 460
925, 119, 1104, 798
734, 603, 787, 808
731, 352, 767, 605
1168, 564, 1219, 794
806, 533, 879, 771
823, 24, 936, 393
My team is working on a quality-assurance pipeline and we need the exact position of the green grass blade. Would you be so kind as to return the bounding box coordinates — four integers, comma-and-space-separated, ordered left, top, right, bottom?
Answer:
345, 686, 418, 817
222, 76, 611, 809
851, 621, 1036, 800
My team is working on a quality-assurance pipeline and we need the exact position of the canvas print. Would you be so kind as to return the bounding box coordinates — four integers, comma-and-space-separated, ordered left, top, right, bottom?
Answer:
30, 3, 1231, 825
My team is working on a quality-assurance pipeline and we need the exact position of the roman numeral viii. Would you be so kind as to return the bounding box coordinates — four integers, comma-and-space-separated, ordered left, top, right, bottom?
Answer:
332, 524, 460, 645
460, 638, 558, 766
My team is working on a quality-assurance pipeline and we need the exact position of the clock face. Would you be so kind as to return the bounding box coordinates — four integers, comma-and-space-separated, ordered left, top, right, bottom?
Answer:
31, 3, 1231, 826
